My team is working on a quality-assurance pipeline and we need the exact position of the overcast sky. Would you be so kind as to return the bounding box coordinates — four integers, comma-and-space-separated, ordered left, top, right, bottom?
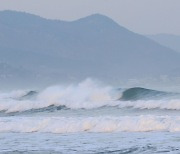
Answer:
0, 0, 180, 35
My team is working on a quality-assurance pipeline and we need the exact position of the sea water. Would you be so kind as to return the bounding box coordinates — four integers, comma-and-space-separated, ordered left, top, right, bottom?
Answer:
0, 79, 180, 153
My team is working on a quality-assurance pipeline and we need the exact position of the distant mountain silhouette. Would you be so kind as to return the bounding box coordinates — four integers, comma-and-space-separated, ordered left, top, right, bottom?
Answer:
0, 10, 180, 88
147, 34, 180, 53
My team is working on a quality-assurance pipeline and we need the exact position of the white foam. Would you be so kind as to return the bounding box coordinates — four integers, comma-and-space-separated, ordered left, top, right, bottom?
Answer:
3, 99, 180, 113
0, 79, 180, 113
37, 78, 118, 109
0, 115, 180, 133
0, 79, 119, 113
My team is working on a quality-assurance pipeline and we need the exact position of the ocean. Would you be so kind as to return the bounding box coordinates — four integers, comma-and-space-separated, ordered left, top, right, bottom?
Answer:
0, 79, 180, 153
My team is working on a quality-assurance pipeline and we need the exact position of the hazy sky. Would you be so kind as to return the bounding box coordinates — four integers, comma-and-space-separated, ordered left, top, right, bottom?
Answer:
0, 0, 180, 35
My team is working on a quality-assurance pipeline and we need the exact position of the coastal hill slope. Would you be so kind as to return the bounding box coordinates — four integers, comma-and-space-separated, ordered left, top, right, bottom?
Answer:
0, 10, 180, 87
147, 34, 180, 53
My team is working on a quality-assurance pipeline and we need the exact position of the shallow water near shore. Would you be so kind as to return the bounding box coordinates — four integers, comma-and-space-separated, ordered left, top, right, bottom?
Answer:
0, 132, 180, 153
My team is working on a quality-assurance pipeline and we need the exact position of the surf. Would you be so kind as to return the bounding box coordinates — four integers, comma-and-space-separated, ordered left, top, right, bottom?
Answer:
0, 79, 180, 114
1, 115, 180, 133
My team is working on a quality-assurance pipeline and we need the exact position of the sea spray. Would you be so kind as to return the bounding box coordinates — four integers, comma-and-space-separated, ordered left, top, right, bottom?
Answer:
0, 79, 179, 113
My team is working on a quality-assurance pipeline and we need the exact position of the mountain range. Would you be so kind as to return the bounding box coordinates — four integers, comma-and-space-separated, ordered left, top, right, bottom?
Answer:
147, 34, 180, 53
0, 10, 180, 88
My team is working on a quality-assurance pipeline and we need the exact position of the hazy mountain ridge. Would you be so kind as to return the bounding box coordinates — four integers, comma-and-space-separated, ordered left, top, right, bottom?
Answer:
0, 10, 180, 88
147, 34, 180, 53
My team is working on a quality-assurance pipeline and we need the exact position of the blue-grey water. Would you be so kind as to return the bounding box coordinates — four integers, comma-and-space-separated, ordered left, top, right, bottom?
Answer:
1, 79, 180, 153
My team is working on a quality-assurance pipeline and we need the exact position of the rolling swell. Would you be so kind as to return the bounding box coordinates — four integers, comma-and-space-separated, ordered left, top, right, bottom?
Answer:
20, 90, 38, 100
119, 87, 176, 101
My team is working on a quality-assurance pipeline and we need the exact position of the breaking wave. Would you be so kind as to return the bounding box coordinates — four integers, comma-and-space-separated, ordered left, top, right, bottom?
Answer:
0, 79, 179, 113
1, 115, 180, 133
20, 91, 38, 100
119, 87, 174, 101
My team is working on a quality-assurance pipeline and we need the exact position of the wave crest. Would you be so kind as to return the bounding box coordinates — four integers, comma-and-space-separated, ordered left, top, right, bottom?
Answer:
120, 87, 174, 101
0, 79, 180, 113
1, 115, 180, 133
